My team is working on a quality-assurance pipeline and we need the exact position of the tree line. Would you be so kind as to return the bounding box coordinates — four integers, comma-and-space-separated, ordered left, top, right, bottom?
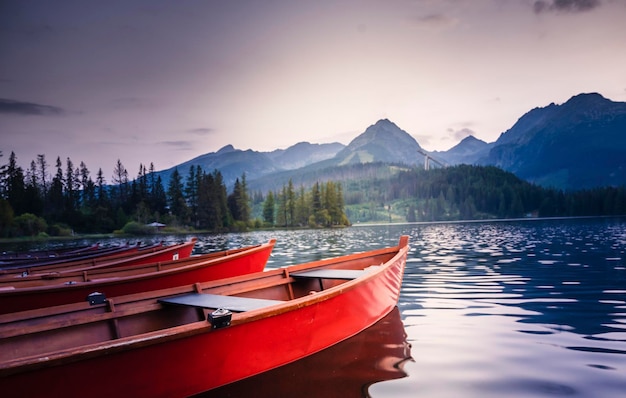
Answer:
259, 179, 350, 228
2, 150, 623, 237
0, 152, 243, 237
0, 151, 349, 238
344, 164, 626, 223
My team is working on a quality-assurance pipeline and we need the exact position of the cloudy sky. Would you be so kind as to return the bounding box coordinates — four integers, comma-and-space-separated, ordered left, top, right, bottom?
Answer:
2, 0, 626, 179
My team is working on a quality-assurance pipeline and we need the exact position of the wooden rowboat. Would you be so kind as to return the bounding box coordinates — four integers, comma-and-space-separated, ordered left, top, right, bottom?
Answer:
0, 243, 100, 262
0, 243, 143, 268
0, 239, 275, 314
0, 236, 408, 398
0, 239, 197, 278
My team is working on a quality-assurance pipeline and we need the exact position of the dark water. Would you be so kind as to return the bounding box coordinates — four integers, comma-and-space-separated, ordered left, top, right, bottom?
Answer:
3, 217, 625, 397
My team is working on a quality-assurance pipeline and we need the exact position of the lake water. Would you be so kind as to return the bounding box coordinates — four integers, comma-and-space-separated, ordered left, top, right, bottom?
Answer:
3, 217, 626, 397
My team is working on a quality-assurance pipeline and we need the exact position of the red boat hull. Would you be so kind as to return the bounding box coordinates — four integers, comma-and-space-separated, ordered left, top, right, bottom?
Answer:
0, 237, 408, 398
0, 239, 196, 278
87, 239, 197, 269
0, 239, 274, 314
208, 306, 411, 397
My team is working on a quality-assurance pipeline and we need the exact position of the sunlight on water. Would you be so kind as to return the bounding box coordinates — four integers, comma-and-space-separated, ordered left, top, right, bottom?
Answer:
373, 218, 626, 398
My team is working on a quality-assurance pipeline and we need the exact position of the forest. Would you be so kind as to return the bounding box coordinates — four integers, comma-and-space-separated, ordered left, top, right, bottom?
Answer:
1, 151, 625, 238
0, 152, 349, 238
343, 164, 626, 223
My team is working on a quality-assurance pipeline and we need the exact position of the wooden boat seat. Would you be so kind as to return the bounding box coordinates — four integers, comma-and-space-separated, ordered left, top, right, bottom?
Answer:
159, 293, 285, 313
291, 269, 366, 280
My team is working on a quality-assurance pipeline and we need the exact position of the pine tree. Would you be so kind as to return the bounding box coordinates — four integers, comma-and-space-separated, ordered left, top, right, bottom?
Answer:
96, 168, 108, 206
24, 160, 43, 215
111, 159, 129, 207
79, 161, 96, 211
294, 185, 308, 226
2, 152, 26, 215
262, 191, 275, 225
228, 178, 242, 221
65, 157, 79, 213
167, 168, 188, 222
47, 156, 64, 221
286, 179, 295, 227
152, 176, 168, 216
36, 154, 48, 197
239, 173, 250, 223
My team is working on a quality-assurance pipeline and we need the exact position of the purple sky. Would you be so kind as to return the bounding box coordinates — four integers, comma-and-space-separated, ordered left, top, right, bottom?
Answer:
2, 0, 626, 180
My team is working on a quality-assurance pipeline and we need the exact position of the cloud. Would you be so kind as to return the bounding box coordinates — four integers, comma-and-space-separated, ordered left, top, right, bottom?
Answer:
160, 140, 194, 150
0, 98, 65, 116
409, 14, 459, 30
451, 128, 476, 141
108, 97, 157, 110
413, 134, 433, 147
533, 0, 602, 14
188, 128, 215, 136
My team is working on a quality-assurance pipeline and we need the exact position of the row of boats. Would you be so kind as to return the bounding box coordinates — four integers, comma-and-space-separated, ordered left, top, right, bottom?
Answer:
0, 235, 409, 397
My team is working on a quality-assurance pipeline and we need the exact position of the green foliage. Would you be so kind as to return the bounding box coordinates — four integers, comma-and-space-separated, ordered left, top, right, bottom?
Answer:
344, 165, 626, 222
228, 175, 250, 224
269, 179, 350, 228
121, 221, 153, 235
262, 191, 275, 225
0, 198, 14, 238
47, 223, 73, 237
196, 169, 232, 231
12, 213, 48, 237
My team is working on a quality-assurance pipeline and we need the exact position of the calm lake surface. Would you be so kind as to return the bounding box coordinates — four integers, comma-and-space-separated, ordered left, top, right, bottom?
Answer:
3, 217, 625, 397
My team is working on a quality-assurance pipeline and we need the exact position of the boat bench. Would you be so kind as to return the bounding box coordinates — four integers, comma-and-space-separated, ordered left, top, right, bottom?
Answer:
291, 269, 366, 291
158, 293, 285, 313
291, 269, 366, 280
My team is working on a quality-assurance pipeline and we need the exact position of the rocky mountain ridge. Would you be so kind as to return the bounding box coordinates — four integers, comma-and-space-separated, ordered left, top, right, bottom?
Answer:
156, 92, 626, 190
475, 92, 626, 188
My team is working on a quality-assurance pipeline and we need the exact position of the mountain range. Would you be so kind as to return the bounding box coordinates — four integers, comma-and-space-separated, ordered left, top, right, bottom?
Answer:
156, 92, 626, 191
474, 93, 626, 188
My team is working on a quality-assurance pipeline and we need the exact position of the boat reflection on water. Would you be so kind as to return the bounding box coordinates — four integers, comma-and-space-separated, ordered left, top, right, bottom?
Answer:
199, 307, 412, 398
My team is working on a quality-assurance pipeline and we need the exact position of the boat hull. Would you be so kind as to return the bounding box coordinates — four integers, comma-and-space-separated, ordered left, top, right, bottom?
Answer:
0, 240, 274, 314
208, 306, 411, 397
0, 239, 196, 277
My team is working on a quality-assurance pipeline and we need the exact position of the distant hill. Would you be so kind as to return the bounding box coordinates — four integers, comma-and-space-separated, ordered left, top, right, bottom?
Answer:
434, 135, 492, 166
156, 142, 344, 188
156, 145, 279, 188
266, 142, 344, 170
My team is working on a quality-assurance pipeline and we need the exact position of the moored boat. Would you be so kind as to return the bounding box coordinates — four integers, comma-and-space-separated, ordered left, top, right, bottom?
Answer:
0, 236, 409, 397
0, 239, 275, 314
0, 238, 197, 278
0, 243, 141, 268
0, 243, 100, 263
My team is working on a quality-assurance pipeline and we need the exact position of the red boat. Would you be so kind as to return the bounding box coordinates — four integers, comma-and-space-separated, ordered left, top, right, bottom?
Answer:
0, 239, 197, 278
0, 243, 142, 269
0, 236, 408, 397
0, 243, 100, 262
0, 239, 275, 314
